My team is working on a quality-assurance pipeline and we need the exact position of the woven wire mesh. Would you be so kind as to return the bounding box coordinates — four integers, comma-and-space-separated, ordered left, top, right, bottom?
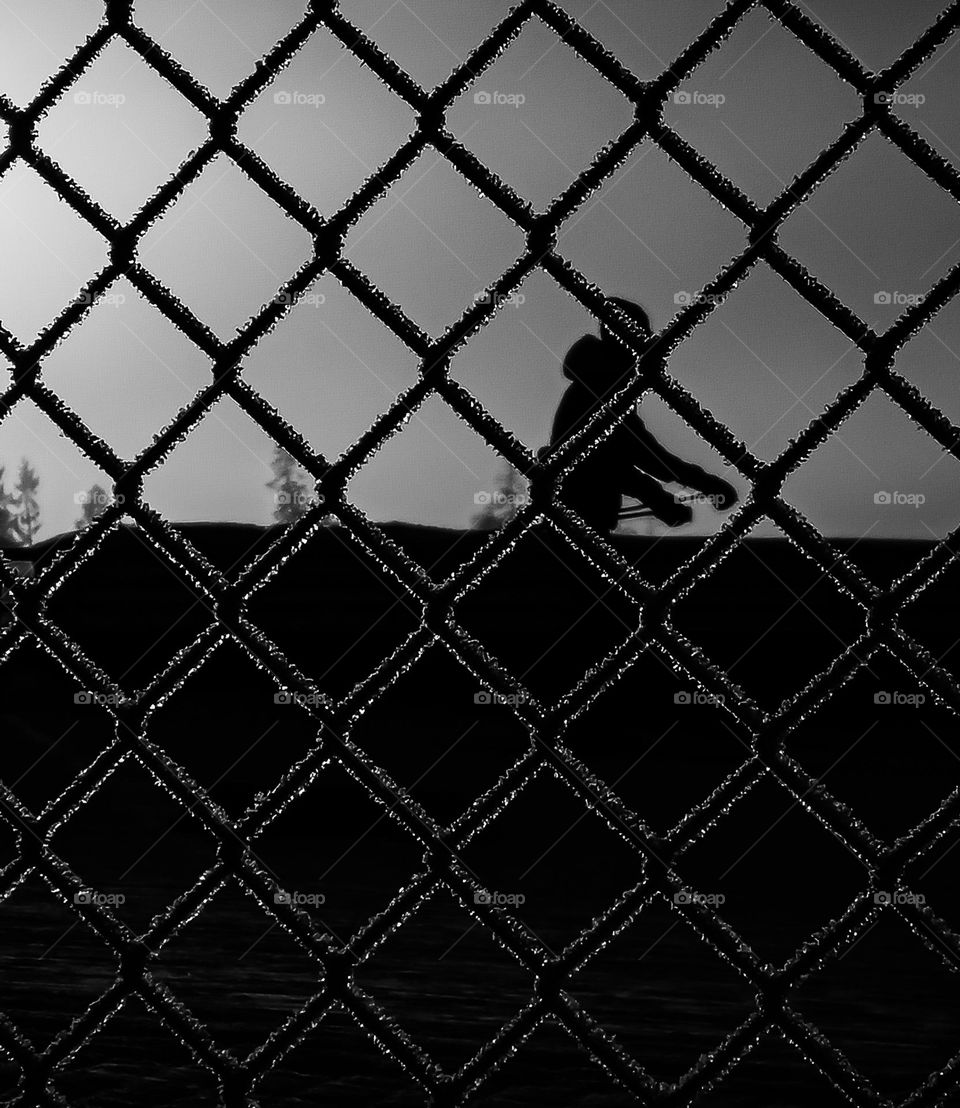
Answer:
2, 0, 960, 1103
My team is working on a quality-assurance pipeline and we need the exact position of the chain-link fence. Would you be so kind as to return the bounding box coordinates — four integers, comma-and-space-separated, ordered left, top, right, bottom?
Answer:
2, 0, 960, 1103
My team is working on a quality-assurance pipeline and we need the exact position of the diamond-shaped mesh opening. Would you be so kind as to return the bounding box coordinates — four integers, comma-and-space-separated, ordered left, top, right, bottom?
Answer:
54, 994, 220, 1108
253, 759, 424, 939
138, 154, 315, 340
0, 2, 102, 107
241, 273, 421, 461
134, 0, 310, 100
676, 774, 866, 964
696, 1028, 851, 1107
49, 756, 218, 931
562, 645, 751, 833
3, 0, 960, 1101
898, 31, 960, 168
478, 1023, 634, 1103
253, 1004, 426, 1107
338, 0, 515, 91
239, 27, 419, 218
784, 651, 960, 841
0, 396, 117, 543
455, 523, 640, 703
800, 0, 947, 70
559, 141, 746, 329
0, 638, 115, 815
461, 769, 644, 949
448, 19, 634, 211
43, 524, 215, 692
555, 0, 728, 81
244, 525, 422, 701
784, 389, 960, 558
670, 525, 865, 709
448, 269, 587, 452
37, 38, 209, 223
140, 395, 293, 527
797, 911, 960, 1098
779, 129, 960, 326
354, 885, 531, 1072
348, 641, 531, 825
39, 278, 213, 460
151, 876, 321, 1055
896, 293, 960, 426
346, 393, 522, 547
0, 163, 109, 344
144, 637, 319, 815
0, 873, 117, 1046
667, 266, 862, 464
900, 551, 960, 683
343, 153, 526, 337
0, 1053, 18, 1102
663, 8, 859, 205
469, 1016, 634, 1105
904, 819, 960, 930
570, 897, 755, 1081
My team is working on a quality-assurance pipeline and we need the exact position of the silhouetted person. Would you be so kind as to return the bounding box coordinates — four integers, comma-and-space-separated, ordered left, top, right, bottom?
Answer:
547, 298, 738, 532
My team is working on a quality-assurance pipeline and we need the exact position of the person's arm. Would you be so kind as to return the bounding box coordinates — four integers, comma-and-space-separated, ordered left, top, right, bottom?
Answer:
620, 468, 692, 527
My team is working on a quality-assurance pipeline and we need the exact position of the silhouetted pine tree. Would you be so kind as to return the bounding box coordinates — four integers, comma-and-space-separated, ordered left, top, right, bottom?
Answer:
0, 467, 19, 547
471, 464, 527, 530
13, 460, 40, 547
75, 483, 110, 531
266, 446, 313, 525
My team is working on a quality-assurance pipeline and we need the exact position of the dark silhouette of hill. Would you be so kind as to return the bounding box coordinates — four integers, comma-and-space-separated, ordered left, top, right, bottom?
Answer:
2, 522, 959, 1103
0, 523, 941, 715
4, 520, 957, 846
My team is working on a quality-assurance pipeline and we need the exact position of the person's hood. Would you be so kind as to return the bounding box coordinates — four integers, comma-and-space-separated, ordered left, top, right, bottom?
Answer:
562, 334, 602, 384
562, 333, 636, 393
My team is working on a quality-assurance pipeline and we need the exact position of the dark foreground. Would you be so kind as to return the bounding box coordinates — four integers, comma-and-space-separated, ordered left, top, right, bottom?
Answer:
1, 522, 959, 1105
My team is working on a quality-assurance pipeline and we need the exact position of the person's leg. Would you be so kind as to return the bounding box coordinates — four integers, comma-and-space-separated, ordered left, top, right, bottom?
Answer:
623, 414, 738, 510
557, 463, 622, 533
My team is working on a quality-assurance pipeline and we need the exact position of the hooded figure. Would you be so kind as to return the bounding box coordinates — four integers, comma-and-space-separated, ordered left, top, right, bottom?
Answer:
547, 298, 738, 532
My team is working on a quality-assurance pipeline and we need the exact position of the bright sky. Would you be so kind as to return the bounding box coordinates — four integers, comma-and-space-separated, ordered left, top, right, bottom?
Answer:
0, 0, 959, 542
